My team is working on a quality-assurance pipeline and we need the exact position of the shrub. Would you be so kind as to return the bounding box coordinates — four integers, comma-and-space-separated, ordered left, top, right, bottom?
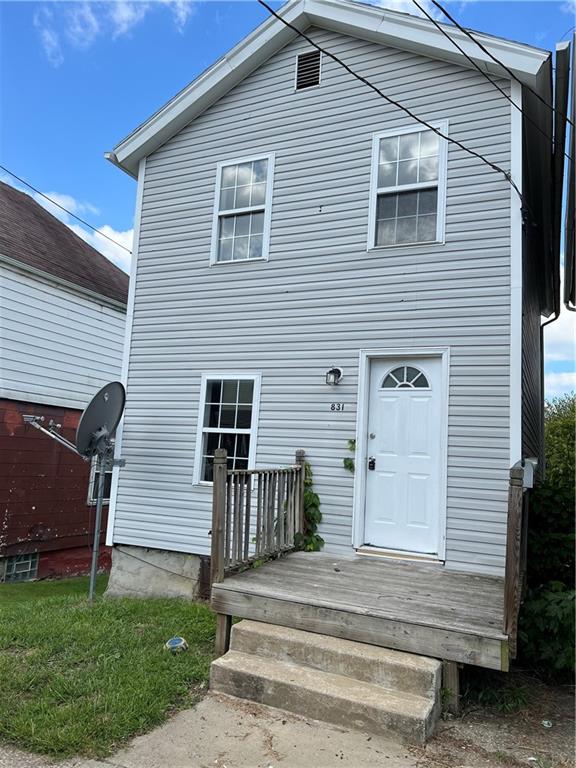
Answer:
518, 393, 575, 677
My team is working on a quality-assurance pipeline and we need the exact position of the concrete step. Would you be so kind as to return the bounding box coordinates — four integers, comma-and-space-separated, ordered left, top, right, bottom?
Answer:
210, 650, 439, 744
230, 620, 441, 698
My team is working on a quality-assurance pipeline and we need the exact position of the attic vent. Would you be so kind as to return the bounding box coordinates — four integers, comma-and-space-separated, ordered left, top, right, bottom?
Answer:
296, 50, 321, 90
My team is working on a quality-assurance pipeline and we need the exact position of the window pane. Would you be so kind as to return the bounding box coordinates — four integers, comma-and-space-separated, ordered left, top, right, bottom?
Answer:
236, 163, 252, 186
235, 458, 249, 470
418, 189, 437, 215
236, 404, 252, 429
420, 131, 439, 157
397, 191, 418, 217
397, 159, 418, 185
249, 235, 263, 259
379, 137, 398, 163
202, 455, 214, 483
221, 432, 237, 456
218, 237, 233, 262
206, 380, 222, 402
396, 216, 417, 244
236, 434, 250, 459
235, 185, 251, 208
233, 236, 249, 260
238, 380, 254, 403
220, 404, 235, 428
399, 133, 419, 160
222, 380, 238, 403
250, 183, 266, 207
235, 213, 251, 237
206, 432, 220, 453
250, 212, 264, 235
221, 165, 237, 187
378, 162, 397, 188
419, 156, 438, 183
220, 217, 235, 238
406, 366, 420, 380
252, 159, 268, 183
376, 194, 397, 220
376, 219, 396, 246
220, 187, 235, 210
205, 403, 219, 428
417, 214, 437, 242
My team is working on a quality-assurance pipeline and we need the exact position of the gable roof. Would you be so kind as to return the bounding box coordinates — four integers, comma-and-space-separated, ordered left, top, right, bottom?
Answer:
0, 182, 129, 307
107, 0, 551, 178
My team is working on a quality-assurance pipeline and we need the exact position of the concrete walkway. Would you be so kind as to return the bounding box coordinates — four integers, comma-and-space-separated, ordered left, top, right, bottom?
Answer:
1, 690, 573, 768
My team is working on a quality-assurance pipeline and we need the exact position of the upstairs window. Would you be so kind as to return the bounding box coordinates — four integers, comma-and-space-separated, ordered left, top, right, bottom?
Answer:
211, 155, 274, 264
368, 124, 448, 249
194, 374, 261, 483
295, 50, 321, 90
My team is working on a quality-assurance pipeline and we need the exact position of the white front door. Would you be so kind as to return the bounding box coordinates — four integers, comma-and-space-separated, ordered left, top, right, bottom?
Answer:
363, 356, 443, 555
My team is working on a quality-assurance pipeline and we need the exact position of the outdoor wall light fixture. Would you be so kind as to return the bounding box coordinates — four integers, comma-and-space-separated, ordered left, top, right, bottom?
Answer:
325, 367, 343, 385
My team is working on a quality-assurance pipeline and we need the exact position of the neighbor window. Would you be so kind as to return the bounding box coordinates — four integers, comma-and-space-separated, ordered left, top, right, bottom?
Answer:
194, 375, 261, 483
369, 124, 447, 248
211, 155, 274, 263
4, 553, 39, 582
88, 446, 113, 504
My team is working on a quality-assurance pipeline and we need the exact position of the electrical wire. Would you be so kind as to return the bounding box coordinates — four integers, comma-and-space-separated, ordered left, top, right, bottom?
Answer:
0, 164, 132, 254
410, 0, 573, 164
256, 0, 526, 211
427, 0, 575, 131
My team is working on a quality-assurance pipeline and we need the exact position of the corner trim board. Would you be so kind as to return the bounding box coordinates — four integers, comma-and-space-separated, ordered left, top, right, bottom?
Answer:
106, 156, 147, 547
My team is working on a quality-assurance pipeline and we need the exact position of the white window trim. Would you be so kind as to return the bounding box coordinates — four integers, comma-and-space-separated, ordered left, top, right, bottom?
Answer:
293, 50, 323, 92
193, 372, 262, 486
88, 450, 113, 505
210, 153, 275, 266
367, 121, 449, 251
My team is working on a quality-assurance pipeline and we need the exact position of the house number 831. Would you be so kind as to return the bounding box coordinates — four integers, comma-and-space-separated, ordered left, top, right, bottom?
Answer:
330, 403, 345, 411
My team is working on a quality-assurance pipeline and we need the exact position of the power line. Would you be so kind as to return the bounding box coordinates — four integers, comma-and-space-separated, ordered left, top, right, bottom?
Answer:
256, 0, 526, 211
427, 0, 575, 131
0, 164, 132, 254
411, 0, 573, 164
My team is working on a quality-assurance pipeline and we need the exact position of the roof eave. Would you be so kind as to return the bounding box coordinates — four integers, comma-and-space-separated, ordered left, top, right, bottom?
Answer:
108, 0, 551, 177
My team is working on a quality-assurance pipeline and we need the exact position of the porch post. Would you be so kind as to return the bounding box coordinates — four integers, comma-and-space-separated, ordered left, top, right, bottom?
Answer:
211, 448, 232, 657
503, 463, 524, 657
295, 449, 306, 535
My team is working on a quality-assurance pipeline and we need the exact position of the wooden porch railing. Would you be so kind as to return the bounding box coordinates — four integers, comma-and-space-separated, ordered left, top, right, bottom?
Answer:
503, 462, 528, 660
210, 448, 305, 655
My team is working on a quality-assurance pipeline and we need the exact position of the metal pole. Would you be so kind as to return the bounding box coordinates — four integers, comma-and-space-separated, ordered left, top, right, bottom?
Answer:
88, 447, 106, 603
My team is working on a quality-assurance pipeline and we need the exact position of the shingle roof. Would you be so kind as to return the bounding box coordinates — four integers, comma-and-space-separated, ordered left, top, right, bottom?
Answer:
0, 181, 129, 306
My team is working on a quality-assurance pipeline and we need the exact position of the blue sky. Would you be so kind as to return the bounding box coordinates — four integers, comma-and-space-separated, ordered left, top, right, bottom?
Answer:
0, 0, 574, 394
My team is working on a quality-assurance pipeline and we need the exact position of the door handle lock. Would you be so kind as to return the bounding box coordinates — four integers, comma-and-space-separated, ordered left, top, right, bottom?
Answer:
368, 457, 376, 471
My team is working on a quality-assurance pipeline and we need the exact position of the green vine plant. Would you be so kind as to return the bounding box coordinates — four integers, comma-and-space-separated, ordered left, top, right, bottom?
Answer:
343, 439, 356, 474
294, 461, 325, 552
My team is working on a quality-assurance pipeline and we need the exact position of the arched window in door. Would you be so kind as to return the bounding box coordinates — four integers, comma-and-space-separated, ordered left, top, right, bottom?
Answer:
381, 365, 430, 389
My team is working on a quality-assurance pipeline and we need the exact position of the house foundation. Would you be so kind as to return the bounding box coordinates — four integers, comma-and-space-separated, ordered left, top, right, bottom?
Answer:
105, 544, 209, 600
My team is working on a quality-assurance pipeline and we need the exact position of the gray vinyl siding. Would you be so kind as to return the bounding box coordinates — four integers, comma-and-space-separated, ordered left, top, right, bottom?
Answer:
0, 266, 125, 409
113, 28, 513, 576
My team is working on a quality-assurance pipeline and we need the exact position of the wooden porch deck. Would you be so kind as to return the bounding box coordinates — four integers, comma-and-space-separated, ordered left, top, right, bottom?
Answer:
211, 551, 509, 671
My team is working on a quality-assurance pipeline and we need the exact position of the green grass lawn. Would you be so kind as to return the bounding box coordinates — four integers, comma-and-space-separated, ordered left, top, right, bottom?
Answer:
0, 576, 215, 758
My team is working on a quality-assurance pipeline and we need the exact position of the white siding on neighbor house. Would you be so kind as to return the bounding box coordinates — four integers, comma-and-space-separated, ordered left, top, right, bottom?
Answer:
0, 265, 126, 410
113, 28, 514, 576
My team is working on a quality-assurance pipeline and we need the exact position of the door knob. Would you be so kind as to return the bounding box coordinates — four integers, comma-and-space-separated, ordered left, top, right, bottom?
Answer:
368, 457, 376, 470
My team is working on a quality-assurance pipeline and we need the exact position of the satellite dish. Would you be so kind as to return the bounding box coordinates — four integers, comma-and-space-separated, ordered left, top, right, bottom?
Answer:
76, 381, 125, 457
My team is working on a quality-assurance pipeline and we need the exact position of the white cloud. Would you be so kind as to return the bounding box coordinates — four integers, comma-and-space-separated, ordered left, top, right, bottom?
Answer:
65, 3, 100, 49
373, 0, 441, 18
544, 371, 576, 399
33, 8, 63, 67
34, 1, 196, 65
108, 2, 150, 39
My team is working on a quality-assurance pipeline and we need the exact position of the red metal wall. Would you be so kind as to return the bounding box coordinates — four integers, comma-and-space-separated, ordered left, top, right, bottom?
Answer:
0, 399, 110, 571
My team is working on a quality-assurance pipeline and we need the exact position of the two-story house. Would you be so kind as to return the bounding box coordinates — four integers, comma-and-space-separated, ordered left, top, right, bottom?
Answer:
104, 0, 571, 740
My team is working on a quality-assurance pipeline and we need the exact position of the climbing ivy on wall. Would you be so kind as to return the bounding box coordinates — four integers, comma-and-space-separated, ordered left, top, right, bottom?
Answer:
343, 439, 356, 474
295, 461, 324, 552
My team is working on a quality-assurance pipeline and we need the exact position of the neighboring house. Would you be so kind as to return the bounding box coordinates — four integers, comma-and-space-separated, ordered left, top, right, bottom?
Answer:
106, 0, 571, 707
0, 181, 128, 581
